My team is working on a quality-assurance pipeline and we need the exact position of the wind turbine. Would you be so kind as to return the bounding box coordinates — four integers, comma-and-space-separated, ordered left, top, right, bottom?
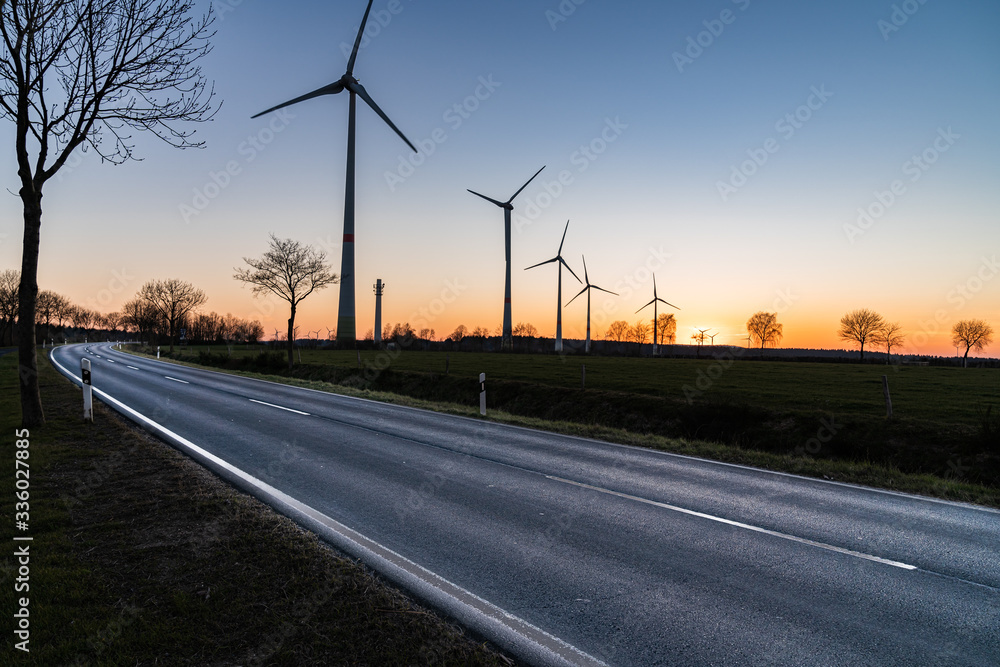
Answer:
525, 220, 581, 353
566, 255, 618, 354
252, 0, 416, 347
635, 274, 680, 356
468, 166, 545, 352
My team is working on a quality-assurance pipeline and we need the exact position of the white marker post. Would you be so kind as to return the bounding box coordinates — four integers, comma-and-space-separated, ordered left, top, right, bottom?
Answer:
81, 358, 93, 422
479, 373, 486, 416
157, 346, 160, 359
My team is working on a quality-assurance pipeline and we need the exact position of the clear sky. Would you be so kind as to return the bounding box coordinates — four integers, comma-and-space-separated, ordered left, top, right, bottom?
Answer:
2, 0, 998, 357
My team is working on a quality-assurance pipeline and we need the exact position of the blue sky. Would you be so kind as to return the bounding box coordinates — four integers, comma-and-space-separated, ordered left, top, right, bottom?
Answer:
1, 0, 998, 353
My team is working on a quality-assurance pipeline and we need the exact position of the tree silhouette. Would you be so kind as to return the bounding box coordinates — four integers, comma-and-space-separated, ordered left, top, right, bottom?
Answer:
873, 321, 905, 364
138, 279, 206, 354
746, 311, 783, 357
838, 309, 884, 361
605, 320, 629, 343
235, 235, 338, 369
2, 0, 218, 425
656, 313, 677, 345
952, 319, 994, 368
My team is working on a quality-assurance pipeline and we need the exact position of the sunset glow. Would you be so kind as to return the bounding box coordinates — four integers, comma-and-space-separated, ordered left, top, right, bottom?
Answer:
2, 0, 997, 358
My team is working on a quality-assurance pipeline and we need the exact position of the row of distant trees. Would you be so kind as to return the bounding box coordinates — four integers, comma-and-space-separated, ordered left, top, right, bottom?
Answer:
838, 308, 993, 367
0, 269, 263, 350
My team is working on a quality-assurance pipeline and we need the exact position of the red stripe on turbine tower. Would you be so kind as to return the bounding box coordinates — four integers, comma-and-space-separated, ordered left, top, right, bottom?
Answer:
344, 234, 355, 243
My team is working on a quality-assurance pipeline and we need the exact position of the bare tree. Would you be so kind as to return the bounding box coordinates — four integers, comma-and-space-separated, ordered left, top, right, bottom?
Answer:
605, 320, 629, 343
70, 305, 95, 340
102, 311, 123, 338
952, 319, 994, 368
138, 279, 206, 353
512, 322, 537, 338
656, 313, 677, 345
630, 320, 650, 345
448, 324, 468, 343
0, 269, 19, 345
234, 235, 338, 369
36, 289, 63, 342
838, 309, 883, 361
2, 0, 218, 425
747, 311, 783, 357
873, 321, 905, 364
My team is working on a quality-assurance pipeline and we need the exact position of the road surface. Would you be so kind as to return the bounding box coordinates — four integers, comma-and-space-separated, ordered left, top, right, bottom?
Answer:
50, 343, 1000, 666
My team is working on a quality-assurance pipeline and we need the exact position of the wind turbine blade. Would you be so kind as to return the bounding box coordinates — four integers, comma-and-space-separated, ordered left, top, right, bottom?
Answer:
507, 165, 545, 203
581, 255, 590, 285
652, 273, 658, 299
346, 0, 375, 76
657, 298, 681, 310
558, 219, 570, 254
525, 257, 558, 271
559, 257, 582, 284
349, 81, 417, 152
635, 299, 655, 314
251, 81, 345, 118
591, 285, 618, 296
467, 190, 506, 207
566, 285, 588, 307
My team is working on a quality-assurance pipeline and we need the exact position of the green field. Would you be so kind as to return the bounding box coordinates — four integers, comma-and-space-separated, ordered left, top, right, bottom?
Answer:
170, 345, 999, 427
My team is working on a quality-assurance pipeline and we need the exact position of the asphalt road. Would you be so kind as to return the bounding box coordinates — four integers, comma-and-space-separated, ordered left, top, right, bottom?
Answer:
51, 343, 1000, 666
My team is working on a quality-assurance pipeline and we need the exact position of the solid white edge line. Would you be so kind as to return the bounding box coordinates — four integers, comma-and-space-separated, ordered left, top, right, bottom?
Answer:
164, 376, 189, 384
548, 475, 918, 571
49, 346, 607, 667
249, 398, 310, 416
105, 343, 1000, 516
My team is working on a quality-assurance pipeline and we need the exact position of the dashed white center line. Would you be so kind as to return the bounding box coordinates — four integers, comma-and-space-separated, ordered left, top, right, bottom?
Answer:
547, 476, 918, 571
249, 399, 310, 416
127, 366, 140, 370
164, 376, 189, 384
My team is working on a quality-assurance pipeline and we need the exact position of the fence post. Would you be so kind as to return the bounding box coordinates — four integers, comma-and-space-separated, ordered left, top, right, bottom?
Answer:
882, 375, 893, 419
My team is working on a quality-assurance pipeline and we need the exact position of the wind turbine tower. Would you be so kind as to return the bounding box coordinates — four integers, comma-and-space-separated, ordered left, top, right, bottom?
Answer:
566, 255, 618, 353
253, 0, 416, 347
468, 166, 545, 352
373, 279, 385, 347
526, 220, 581, 353
636, 274, 680, 356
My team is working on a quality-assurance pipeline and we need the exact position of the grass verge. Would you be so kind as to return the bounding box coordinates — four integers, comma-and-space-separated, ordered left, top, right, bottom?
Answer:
127, 346, 1000, 508
0, 350, 512, 665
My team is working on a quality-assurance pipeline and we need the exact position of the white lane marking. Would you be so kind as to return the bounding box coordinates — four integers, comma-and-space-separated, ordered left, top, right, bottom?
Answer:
127, 366, 140, 370
250, 399, 310, 416
107, 359, 115, 363
164, 376, 189, 384
47, 349, 605, 667
547, 476, 918, 571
